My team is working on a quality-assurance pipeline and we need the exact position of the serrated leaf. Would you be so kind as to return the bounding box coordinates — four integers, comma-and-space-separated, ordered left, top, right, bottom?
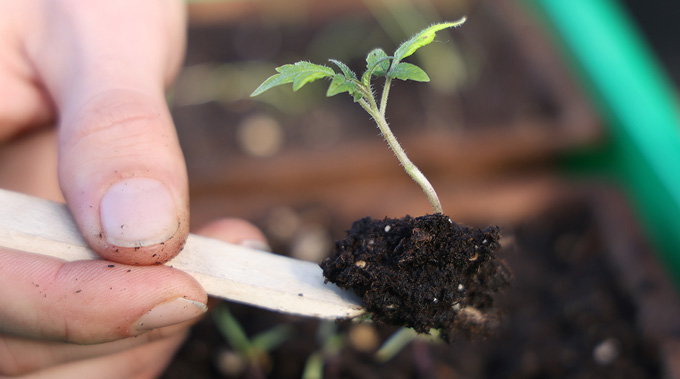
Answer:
250, 70, 293, 97
388, 62, 430, 82
392, 18, 466, 65
366, 48, 390, 77
326, 74, 366, 102
251, 61, 334, 96
329, 59, 357, 80
326, 74, 356, 97
292, 70, 330, 91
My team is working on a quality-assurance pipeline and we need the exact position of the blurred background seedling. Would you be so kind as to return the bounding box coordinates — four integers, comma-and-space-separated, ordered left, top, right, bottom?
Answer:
375, 327, 441, 363
213, 304, 294, 377
300, 321, 346, 379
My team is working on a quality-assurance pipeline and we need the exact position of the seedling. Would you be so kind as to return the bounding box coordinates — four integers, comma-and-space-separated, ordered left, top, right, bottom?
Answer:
251, 19, 468, 214
214, 304, 293, 376
252, 20, 511, 342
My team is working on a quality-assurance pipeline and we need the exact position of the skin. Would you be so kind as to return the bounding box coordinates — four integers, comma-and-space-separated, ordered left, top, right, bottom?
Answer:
0, 1, 267, 377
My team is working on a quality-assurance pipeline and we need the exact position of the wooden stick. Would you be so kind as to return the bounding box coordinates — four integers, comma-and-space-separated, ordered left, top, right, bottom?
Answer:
0, 189, 364, 319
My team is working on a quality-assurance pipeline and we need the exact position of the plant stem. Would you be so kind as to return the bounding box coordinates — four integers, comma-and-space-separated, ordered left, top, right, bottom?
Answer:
360, 97, 443, 214
379, 77, 393, 117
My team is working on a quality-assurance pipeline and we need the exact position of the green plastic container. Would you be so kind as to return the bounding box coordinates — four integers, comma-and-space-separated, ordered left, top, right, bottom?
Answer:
527, 0, 680, 288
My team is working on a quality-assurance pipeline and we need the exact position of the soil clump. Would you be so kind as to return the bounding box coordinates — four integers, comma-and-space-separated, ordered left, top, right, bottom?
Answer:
320, 213, 512, 342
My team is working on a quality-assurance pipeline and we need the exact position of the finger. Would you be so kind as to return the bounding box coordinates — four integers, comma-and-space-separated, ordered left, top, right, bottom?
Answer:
0, 2, 56, 140
0, 217, 264, 375
0, 322, 190, 377
18, 329, 187, 379
195, 217, 271, 251
0, 128, 63, 202
24, 0, 188, 265
59, 91, 190, 265
0, 249, 207, 345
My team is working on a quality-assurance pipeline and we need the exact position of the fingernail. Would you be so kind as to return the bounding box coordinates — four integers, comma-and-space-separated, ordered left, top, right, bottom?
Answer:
240, 239, 272, 252
134, 297, 207, 332
100, 178, 179, 248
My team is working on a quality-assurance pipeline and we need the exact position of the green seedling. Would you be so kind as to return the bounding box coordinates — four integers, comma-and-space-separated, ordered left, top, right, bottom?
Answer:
252, 18, 509, 342
301, 320, 346, 379
375, 327, 441, 363
251, 18, 467, 214
213, 304, 293, 376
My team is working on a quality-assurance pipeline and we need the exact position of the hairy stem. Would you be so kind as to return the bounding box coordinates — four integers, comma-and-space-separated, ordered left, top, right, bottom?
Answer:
363, 102, 443, 214
379, 77, 393, 118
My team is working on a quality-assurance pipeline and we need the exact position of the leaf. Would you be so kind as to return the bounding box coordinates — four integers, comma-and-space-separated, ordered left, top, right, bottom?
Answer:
326, 74, 356, 97
392, 18, 466, 65
327, 60, 365, 100
214, 305, 252, 355
352, 88, 365, 102
388, 62, 430, 82
251, 61, 335, 96
329, 59, 357, 80
251, 324, 293, 352
366, 48, 390, 77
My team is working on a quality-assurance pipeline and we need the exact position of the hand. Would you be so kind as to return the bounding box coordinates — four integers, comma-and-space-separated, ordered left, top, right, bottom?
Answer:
0, 1, 267, 376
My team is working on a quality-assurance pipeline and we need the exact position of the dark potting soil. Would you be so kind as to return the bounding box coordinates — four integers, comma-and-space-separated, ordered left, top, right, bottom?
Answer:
319, 214, 512, 342
163, 202, 663, 378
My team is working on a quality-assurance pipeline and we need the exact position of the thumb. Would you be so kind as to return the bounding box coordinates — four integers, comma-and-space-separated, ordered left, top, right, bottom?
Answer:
27, 1, 188, 264
59, 91, 189, 265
